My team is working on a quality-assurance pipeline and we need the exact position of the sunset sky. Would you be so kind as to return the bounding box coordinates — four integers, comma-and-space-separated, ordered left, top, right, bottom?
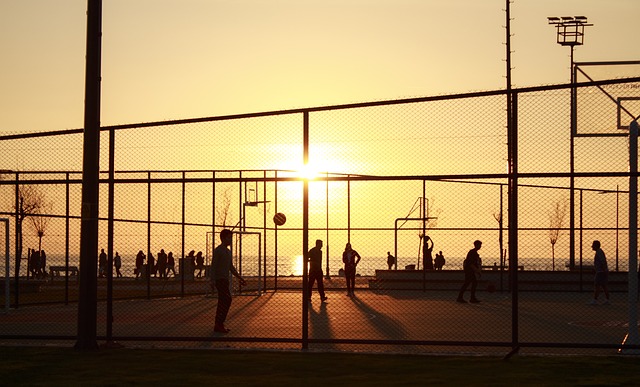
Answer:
1, 0, 638, 134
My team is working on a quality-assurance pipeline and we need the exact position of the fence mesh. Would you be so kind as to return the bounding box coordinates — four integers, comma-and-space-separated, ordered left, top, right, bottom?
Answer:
1, 77, 640, 354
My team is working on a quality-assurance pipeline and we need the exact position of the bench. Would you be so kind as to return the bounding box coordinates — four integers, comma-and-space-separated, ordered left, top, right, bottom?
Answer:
49, 265, 79, 278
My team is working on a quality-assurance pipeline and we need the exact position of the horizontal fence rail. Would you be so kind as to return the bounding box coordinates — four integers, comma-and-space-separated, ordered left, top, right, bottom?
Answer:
1, 78, 640, 355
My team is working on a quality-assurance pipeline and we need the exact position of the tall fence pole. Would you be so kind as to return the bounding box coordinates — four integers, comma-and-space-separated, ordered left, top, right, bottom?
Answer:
3, 219, 9, 313
508, 92, 519, 357
620, 120, 639, 354
302, 111, 310, 350
75, 0, 102, 351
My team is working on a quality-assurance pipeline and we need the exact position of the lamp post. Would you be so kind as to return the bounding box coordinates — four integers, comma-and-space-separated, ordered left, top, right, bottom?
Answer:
547, 16, 592, 271
547, 16, 593, 80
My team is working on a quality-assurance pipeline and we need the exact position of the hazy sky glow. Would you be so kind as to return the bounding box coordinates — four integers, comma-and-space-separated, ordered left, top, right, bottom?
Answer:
1, 0, 638, 133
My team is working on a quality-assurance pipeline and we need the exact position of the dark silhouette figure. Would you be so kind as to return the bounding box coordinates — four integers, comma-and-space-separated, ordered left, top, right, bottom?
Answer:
196, 251, 205, 278
422, 235, 434, 271
148, 252, 156, 277
211, 229, 246, 333
307, 239, 328, 302
39, 250, 46, 278
342, 243, 361, 296
135, 250, 145, 278
434, 251, 445, 270
114, 252, 122, 277
457, 240, 482, 303
99, 249, 107, 278
387, 251, 396, 270
167, 252, 176, 277
29, 248, 38, 279
590, 240, 610, 305
157, 249, 168, 279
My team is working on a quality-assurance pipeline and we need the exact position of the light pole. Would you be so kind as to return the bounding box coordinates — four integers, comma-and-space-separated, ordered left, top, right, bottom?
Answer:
547, 16, 592, 271
547, 16, 593, 80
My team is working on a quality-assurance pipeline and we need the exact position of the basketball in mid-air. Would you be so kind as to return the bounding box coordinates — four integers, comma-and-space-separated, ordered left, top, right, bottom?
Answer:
273, 212, 287, 226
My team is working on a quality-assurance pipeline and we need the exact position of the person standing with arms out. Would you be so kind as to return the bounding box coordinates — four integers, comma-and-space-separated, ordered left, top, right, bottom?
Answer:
342, 243, 361, 297
457, 240, 482, 303
211, 229, 246, 333
307, 240, 328, 303
590, 240, 610, 305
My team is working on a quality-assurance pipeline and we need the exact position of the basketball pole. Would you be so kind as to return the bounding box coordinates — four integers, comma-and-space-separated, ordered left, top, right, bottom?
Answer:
620, 120, 640, 354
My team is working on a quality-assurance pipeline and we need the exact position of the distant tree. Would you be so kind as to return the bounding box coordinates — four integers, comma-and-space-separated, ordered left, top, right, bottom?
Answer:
28, 202, 53, 258
215, 186, 232, 232
549, 198, 568, 271
5, 180, 50, 279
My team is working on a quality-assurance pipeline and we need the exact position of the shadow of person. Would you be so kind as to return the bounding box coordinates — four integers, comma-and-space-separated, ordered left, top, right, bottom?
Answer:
350, 295, 409, 342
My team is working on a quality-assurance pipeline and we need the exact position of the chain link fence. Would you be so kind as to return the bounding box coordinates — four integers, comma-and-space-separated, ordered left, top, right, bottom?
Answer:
1, 76, 640, 355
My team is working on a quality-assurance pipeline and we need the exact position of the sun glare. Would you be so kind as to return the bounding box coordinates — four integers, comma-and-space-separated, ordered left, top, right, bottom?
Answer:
292, 255, 304, 276
298, 162, 321, 180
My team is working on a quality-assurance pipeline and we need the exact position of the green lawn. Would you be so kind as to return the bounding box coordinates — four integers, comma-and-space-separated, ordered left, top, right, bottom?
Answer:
1, 346, 640, 386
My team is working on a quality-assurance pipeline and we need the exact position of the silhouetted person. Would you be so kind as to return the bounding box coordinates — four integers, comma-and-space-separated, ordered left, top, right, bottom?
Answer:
211, 229, 246, 333
307, 239, 328, 302
157, 249, 168, 279
590, 240, 610, 305
99, 249, 107, 278
28, 248, 38, 279
435, 251, 445, 270
422, 235, 434, 271
196, 251, 205, 278
457, 240, 482, 303
387, 251, 396, 270
167, 252, 176, 277
114, 252, 122, 277
40, 250, 46, 278
135, 250, 145, 279
342, 243, 361, 296
148, 252, 156, 277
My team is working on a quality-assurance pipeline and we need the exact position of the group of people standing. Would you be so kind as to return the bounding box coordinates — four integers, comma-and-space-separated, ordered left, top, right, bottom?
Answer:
306, 240, 362, 301
28, 248, 47, 279
421, 235, 446, 271
98, 249, 122, 278
134, 249, 177, 279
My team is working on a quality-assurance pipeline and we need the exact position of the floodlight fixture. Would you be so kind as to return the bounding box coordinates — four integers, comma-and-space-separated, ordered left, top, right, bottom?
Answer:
547, 15, 593, 47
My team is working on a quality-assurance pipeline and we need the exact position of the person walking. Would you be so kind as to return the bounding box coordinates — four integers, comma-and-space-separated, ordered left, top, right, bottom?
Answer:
196, 251, 205, 278
114, 252, 122, 278
167, 252, 176, 277
307, 239, 328, 302
457, 240, 482, 303
342, 243, 361, 296
211, 229, 246, 333
590, 240, 610, 305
